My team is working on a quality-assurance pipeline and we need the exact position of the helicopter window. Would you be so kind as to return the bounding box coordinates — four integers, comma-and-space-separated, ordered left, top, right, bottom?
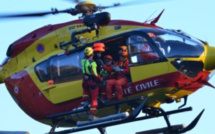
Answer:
35, 61, 50, 82
171, 59, 204, 78
103, 36, 132, 82
49, 52, 83, 84
35, 51, 84, 83
103, 36, 128, 61
127, 35, 160, 64
141, 29, 204, 58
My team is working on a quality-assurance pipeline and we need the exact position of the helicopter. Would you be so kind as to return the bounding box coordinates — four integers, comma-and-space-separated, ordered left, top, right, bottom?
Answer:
0, 0, 215, 134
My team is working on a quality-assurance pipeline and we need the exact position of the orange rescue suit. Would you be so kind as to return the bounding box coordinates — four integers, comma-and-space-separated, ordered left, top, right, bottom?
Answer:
105, 57, 130, 100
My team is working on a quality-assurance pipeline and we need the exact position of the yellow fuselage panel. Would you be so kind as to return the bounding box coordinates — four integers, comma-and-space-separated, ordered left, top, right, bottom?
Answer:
48, 80, 82, 104
130, 62, 169, 82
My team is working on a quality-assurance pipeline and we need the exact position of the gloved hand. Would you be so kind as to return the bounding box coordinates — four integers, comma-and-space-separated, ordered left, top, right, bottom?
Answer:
113, 66, 123, 72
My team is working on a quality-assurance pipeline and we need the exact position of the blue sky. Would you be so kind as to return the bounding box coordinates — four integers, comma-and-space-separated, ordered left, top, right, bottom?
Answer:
0, 0, 215, 134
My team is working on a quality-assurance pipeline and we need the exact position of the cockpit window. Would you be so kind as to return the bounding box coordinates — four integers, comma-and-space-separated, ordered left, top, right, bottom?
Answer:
35, 61, 50, 82
129, 35, 153, 53
127, 35, 160, 64
49, 53, 83, 83
142, 28, 204, 58
35, 51, 84, 83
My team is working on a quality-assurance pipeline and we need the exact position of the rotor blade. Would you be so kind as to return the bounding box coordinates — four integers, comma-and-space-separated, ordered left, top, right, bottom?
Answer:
63, 0, 81, 4
96, 3, 120, 10
0, 11, 54, 18
120, 0, 177, 7
98, 0, 178, 10
0, 8, 77, 18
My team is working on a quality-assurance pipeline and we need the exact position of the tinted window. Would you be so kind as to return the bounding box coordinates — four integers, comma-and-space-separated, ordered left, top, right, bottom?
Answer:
35, 51, 84, 83
141, 29, 204, 58
35, 61, 50, 82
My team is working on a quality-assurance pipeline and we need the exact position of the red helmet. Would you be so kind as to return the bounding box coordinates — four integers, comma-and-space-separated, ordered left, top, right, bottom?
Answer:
93, 43, 105, 52
105, 55, 113, 60
93, 47, 105, 52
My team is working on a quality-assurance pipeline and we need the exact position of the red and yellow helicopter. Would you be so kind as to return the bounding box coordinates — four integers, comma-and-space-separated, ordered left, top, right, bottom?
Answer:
0, 0, 215, 134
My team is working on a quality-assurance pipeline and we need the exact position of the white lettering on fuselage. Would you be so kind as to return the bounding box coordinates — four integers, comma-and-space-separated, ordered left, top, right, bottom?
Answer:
123, 79, 160, 95
123, 86, 132, 95
135, 79, 159, 92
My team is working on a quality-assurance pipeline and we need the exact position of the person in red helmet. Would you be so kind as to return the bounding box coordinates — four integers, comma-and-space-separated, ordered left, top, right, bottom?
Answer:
93, 43, 106, 99
81, 47, 103, 120
93, 43, 105, 73
139, 34, 160, 63
103, 46, 130, 104
101, 55, 117, 102
112, 46, 130, 101
140, 42, 159, 63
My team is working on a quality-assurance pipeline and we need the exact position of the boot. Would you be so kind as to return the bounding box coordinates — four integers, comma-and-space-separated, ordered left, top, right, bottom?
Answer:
88, 114, 98, 121
100, 98, 111, 104
80, 100, 89, 108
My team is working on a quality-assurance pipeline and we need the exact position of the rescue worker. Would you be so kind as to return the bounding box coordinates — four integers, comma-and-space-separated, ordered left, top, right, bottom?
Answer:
100, 55, 117, 102
112, 46, 130, 101
140, 41, 159, 63
104, 46, 130, 104
81, 47, 103, 120
93, 43, 105, 73
147, 32, 165, 55
93, 43, 106, 100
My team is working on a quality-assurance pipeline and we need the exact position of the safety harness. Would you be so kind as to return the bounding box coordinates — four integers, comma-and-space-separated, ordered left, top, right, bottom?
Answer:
82, 58, 98, 89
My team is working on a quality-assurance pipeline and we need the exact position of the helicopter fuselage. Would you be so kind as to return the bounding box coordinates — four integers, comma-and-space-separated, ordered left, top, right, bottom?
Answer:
0, 19, 214, 126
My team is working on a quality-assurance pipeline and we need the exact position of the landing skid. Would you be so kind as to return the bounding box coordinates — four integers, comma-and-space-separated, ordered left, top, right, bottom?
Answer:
136, 109, 205, 134
51, 97, 148, 134
47, 96, 143, 133
49, 98, 204, 134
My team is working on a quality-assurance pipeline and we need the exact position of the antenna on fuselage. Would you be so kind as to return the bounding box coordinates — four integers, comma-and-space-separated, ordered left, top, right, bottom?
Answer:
143, 10, 158, 24
144, 9, 165, 25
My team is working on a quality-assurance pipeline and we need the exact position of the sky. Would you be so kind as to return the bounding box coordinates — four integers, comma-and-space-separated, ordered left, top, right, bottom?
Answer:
0, 0, 215, 134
